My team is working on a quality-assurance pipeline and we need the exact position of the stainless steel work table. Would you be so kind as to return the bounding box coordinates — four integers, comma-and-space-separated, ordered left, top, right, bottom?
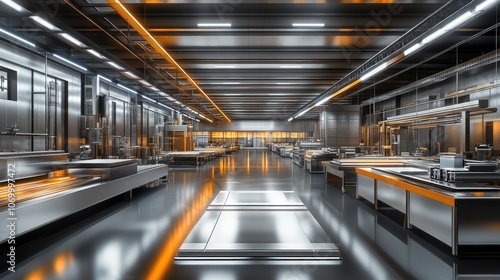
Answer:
356, 167, 500, 256
322, 158, 409, 192
165, 151, 207, 165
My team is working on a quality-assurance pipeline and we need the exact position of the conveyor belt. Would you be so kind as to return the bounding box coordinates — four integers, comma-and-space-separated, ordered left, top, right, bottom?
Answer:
0, 176, 101, 207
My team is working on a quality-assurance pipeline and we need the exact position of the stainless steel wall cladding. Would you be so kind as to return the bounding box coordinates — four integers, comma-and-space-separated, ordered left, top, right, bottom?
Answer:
321, 105, 360, 147
197, 119, 318, 132
0, 40, 81, 154
0, 151, 68, 182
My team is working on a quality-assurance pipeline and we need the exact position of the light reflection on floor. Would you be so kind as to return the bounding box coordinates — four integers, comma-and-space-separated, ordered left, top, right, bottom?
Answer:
1, 149, 500, 280
176, 190, 340, 263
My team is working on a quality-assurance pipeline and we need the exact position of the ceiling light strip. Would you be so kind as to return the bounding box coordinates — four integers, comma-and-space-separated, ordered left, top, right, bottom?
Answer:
30, 16, 61, 31
58, 33, 87, 48
53, 54, 87, 71
108, 0, 230, 122
0, 0, 24, 12
62, 1, 216, 122
292, 23, 325, 27
0, 27, 36, 48
198, 23, 231, 27
315, 80, 361, 106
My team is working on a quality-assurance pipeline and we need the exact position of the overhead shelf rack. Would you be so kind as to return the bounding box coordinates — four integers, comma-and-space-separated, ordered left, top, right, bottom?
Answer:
380, 100, 497, 126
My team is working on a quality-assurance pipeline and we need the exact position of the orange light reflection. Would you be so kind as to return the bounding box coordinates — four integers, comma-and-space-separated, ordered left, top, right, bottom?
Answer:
145, 181, 214, 280
25, 251, 74, 280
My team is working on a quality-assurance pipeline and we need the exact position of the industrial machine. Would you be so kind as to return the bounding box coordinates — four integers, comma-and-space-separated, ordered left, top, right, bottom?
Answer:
292, 142, 322, 167
0, 150, 168, 242
429, 152, 500, 183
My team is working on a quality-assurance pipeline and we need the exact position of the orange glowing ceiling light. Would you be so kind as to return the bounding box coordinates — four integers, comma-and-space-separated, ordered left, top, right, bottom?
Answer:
107, 0, 231, 122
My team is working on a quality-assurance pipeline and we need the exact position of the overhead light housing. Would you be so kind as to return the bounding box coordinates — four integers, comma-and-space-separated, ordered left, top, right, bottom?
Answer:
422, 29, 446, 45
122, 71, 140, 79
443, 11, 473, 31
140, 94, 157, 103
475, 0, 499, 11
58, 33, 87, 48
360, 62, 388, 81
53, 54, 87, 71
288, 117, 294, 122
404, 43, 422, 56
214, 65, 236, 68
30, 16, 61, 31
97, 75, 112, 83
198, 23, 231, 27
0, 0, 24, 12
138, 79, 153, 87
222, 82, 240, 85
105, 61, 124, 70
280, 65, 302, 68
117, 83, 137, 94
296, 108, 311, 118
316, 95, 333, 106
292, 23, 325, 27
0, 28, 36, 48
86, 49, 107, 60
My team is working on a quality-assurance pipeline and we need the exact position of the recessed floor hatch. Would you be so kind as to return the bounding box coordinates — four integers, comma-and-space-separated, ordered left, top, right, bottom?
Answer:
176, 191, 341, 264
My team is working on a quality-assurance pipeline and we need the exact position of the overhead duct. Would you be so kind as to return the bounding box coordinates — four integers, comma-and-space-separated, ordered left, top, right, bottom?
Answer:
381, 99, 496, 125
362, 49, 500, 106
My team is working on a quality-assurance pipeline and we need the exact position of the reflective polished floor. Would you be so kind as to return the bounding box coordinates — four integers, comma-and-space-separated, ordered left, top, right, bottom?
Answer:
2, 149, 500, 279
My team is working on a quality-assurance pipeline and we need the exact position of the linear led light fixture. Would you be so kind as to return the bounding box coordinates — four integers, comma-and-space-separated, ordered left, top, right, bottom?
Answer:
476, 0, 499, 11
0, 28, 36, 48
138, 79, 153, 87
158, 102, 175, 111
421, 28, 446, 45
315, 80, 361, 107
360, 62, 388, 81
150, 86, 160, 91
296, 107, 312, 118
0, 0, 24, 12
280, 65, 302, 68
198, 23, 231, 27
58, 33, 87, 48
97, 74, 112, 83
140, 94, 157, 103
86, 49, 107, 60
404, 43, 422, 56
222, 82, 240, 84
423, 11, 477, 45
117, 83, 137, 94
214, 65, 236, 68
53, 54, 87, 71
105, 61, 124, 70
316, 95, 333, 106
108, 0, 231, 122
292, 23, 325, 27
121, 71, 140, 79
442, 11, 473, 31
287, 117, 294, 121
30, 16, 61, 31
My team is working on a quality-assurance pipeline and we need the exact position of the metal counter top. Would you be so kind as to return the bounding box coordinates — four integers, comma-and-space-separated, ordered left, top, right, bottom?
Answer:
363, 167, 500, 198
67, 158, 137, 168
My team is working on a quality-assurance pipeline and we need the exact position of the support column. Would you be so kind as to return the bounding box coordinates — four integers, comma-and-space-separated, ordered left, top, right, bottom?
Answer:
460, 111, 470, 153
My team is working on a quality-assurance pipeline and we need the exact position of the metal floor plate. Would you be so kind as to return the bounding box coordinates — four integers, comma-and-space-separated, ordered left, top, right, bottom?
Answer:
176, 191, 341, 263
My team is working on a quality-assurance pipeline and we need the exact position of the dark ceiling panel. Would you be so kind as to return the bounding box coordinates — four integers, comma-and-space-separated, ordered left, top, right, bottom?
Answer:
0, 0, 496, 121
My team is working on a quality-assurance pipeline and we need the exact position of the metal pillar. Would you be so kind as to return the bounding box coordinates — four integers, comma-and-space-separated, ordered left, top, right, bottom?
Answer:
460, 111, 470, 153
